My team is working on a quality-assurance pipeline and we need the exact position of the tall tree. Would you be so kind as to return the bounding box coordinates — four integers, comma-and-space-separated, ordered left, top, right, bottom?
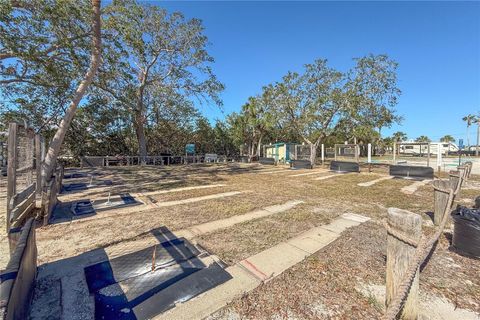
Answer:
392, 131, 408, 142
415, 135, 431, 143
276, 59, 344, 165
439, 135, 455, 143
0, 0, 98, 134
42, 0, 102, 181
275, 55, 401, 166
462, 114, 475, 147
98, 0, 223, 163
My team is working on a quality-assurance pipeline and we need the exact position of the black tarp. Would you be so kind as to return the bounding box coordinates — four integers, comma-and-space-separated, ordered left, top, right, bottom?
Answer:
290, 160, 312, 169
259, 157, 275, 165
85, 238, 232, 320
389, 165, 434, 179
451, 207, 480, 258
330, 161, 359, 173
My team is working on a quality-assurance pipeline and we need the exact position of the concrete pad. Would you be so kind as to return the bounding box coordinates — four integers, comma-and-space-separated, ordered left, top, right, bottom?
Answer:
357, 176, 393, 187
263, 200, 304, 213
401, 179, 432, 195
239, 242, 309, 281
136, 184, 226, 197
341, 212, 371, 223
320, 217, 362, 234
290, 169, 329, 177
287, 227, 338, 254
258, 170, 288, 175
182, 200, 303, 236
153, 191, 242, 208
314, 172, 352, 181
153, 265, 260, 320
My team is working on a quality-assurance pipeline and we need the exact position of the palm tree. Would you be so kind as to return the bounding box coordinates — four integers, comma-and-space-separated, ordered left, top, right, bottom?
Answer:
392, 131, 408, 142
415, 135, 431, 143
462, 114, 475, 147
440, 135, 455, 143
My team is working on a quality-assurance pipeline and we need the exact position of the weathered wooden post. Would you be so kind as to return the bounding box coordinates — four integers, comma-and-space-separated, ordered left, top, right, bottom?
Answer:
448, 170, 462, 196
386, 207, 422, 320
35, 134, 42, 197
6, 123, 18, 233
432, 180, 452, 226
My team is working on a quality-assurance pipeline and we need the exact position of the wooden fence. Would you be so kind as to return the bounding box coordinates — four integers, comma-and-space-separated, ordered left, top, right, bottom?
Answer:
6, 123, 43, 233
385, 162, 472, 319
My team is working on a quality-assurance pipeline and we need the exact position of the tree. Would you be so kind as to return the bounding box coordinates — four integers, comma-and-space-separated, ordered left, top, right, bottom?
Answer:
275, 59, 344, 165
440, 135, 455, 143
42, 0, 102, 181
274, 55, 401, 166
415, 135, 431, 143
392, 131, 408, 142
462, 114, 475, 147
97, 0, 223, 163
0, 0, 98, 133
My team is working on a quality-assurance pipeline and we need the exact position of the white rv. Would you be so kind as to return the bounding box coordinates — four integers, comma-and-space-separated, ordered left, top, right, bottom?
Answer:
399, 142, 459, 156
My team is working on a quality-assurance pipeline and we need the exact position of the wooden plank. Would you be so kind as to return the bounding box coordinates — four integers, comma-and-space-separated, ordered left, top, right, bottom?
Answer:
386, 207, 422, 319
7, 122, 18, 233
11, 201, 36, 228
10, 182, 36, 210
10, 191, 36, 225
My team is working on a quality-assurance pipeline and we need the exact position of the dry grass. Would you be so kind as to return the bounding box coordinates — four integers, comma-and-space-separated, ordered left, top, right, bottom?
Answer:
197, 203, 334, 265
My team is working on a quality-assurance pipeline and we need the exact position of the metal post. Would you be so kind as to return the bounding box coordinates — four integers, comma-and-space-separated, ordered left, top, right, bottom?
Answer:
367, 143, 372, 163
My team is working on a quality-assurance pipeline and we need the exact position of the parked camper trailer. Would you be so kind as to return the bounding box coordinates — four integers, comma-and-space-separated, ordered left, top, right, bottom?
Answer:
399, 142, 459, 156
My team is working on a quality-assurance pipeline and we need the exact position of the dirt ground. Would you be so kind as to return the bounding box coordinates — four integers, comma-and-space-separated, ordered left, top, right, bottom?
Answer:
1, 162, 480, 319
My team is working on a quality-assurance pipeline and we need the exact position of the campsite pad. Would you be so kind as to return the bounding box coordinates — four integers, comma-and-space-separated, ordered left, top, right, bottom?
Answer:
85, 238, 232, 320
61, 180, 113, 193
71, 194, 141, 216
49, 194, 141, 223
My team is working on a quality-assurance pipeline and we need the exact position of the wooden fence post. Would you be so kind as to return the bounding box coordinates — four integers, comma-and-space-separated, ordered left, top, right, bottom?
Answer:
386, 207, 422, 320
35, 134, 42, 197
432, 180, 452, 226
6, 123, 18, 233
448, 171, 462, 197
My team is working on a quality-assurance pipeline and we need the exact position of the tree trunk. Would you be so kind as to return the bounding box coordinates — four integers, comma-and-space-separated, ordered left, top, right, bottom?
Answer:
42, 0, 101, 181
134, 112, 147, 164
256, 135, 263, 157
310, 142, 318, 168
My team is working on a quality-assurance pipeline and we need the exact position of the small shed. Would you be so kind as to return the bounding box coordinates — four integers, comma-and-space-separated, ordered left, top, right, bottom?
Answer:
264, 143, 297, 163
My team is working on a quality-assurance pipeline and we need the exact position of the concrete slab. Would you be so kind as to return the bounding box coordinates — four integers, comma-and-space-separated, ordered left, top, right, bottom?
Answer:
314, 172, 352, 181
153, 265, 260, 320
320, 217, 362, 234
290, 169, 329, 177
401, 179, 432, 195
341, 212, 371, 223
181, 200, 303, 237
357, 175, 393, 187
239, 242, 309, 281
287, 227, 338, 254
136, 184, 226, 197
153, 191, 242, 208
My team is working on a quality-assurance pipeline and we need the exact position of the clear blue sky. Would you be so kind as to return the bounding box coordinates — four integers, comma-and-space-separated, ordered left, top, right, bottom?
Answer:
158, 1, 480, 143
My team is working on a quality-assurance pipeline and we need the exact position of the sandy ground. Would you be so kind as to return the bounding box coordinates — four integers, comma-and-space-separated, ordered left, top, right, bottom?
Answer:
1, 162, 480, 319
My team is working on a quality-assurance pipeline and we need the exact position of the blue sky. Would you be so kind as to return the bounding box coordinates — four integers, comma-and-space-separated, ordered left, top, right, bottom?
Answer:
158, 1, 480, 143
